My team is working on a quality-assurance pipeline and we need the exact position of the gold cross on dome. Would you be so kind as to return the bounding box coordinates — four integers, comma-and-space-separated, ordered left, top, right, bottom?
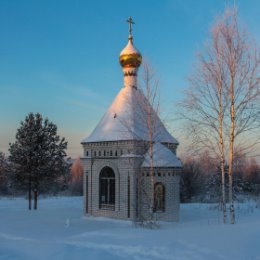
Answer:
127, 17, 135, 36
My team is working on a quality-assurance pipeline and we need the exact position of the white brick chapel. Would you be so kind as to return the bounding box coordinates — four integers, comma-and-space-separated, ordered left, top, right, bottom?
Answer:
81, 18, 182, 221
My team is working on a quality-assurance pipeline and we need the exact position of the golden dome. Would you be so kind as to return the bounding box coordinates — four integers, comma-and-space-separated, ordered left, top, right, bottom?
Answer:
119, 38, 142, 68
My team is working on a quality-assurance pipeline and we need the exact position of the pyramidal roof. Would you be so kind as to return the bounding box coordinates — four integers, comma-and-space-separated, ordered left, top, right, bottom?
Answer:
81, 86, 178, 144
142, 143, 182, 168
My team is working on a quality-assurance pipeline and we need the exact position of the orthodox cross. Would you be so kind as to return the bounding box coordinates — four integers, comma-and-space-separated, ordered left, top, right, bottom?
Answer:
127, 17, 135, 36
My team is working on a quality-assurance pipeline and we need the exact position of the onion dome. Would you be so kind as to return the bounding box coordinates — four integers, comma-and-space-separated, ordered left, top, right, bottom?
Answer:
119, 17, 142, 68
119, 38, 142, 68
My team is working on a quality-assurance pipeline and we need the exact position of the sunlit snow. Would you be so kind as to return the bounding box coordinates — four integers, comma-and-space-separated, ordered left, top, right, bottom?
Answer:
142, 143, 182, 167
82, 85, 178, 144
0, 196, 259, 260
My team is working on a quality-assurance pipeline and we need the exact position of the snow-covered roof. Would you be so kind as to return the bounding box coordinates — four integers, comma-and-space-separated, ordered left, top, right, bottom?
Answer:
81, 86, 178, 144
141, 143, 182, 168
120, 153, 143, 158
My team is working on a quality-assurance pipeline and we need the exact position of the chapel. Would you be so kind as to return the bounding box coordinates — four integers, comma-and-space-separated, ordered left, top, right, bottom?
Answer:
81, 18, 182, 221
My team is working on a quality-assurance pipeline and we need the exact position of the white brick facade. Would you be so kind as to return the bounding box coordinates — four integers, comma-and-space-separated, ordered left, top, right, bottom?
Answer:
81, 141, 181, 221
81, 28, 182, 222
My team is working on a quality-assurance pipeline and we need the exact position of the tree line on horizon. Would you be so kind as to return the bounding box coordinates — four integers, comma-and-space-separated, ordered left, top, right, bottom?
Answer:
180, 150, 260, 203
1, 144, 259, 201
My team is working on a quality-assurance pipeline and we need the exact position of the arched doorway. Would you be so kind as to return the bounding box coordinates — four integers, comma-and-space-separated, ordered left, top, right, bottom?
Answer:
99, 167, 115, 210
154, 182, 165, 212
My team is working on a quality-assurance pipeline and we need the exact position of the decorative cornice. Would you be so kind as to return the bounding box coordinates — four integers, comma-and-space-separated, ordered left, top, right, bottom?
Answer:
124, 71, 137, 77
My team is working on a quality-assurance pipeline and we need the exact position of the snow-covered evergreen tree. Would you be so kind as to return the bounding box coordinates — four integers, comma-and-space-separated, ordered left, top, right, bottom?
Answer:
180, 157, 203, 202
9, 113, 68, 209
0, 152, 8, 194
204, 167, 226, 203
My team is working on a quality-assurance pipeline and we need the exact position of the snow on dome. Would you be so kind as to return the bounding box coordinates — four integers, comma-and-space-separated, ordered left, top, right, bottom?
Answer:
142, 143, 182, 168
81, 86, 178, 144
119, 39, 142, 68
120, 39, 141, 56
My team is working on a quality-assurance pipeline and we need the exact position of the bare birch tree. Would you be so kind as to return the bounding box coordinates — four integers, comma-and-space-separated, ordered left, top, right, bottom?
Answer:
69, 156, 84, 195
120, 61, 162, 227
179, 24, 229, 223
214, 8, 260, 224
139, 62, 158, 214
179, 7, 260, 224
138, 63, 161, 226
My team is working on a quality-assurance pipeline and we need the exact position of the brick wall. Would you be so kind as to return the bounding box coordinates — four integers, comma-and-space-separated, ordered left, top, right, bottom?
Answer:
81, 141, 181, 222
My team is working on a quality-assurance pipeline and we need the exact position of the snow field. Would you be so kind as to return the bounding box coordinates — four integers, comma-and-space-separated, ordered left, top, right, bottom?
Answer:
0, 196, 259, 260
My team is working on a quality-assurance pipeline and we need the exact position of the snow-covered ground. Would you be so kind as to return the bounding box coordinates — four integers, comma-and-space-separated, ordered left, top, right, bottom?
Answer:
0, 196, 259, 260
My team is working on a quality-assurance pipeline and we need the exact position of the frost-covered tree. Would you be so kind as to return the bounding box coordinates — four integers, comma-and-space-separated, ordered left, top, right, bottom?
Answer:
204, 165, 228, 203
181, 151, 217, 202
0, 152, 8, 194
180, 156, 203, 202
244, 158, 260, 189
179, 7, 260, 224
69, 157, 84, 195
9, 113, 68, 210
138, 63, 160, 226
119, 62, 162, 227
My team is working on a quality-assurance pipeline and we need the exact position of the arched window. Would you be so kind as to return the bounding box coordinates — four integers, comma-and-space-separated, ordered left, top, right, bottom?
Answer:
154, 182, 165, 212
99, 167, 115, 210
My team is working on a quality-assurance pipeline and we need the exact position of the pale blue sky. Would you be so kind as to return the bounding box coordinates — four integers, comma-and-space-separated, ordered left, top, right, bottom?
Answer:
0, 0, 259, 157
